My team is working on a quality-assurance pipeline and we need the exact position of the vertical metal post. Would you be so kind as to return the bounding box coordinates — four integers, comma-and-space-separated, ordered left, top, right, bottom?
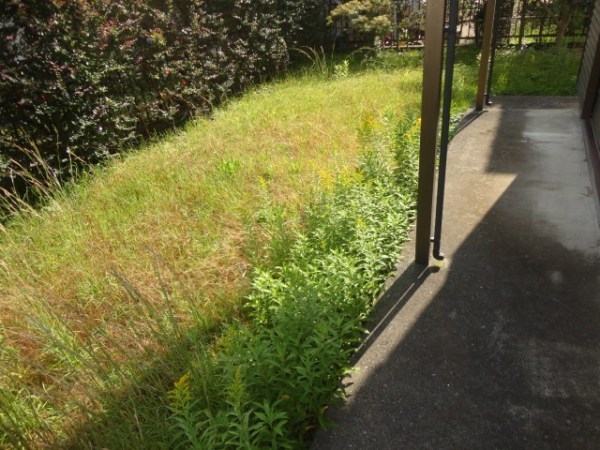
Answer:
518, 0, 528, 47
476, 0, 497, 111
432, 0, 459, 261
394, 3, 399, 46
415, 0, 446, 265
485, 0, 500, 106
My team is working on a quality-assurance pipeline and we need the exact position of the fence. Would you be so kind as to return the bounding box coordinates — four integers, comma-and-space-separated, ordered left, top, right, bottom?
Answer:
458, 0, 594, 47
330, 0, 594, 49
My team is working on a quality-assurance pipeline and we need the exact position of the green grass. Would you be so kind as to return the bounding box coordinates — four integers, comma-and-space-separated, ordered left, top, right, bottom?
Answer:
491, 46, 582, 95
0, 46, 580, 448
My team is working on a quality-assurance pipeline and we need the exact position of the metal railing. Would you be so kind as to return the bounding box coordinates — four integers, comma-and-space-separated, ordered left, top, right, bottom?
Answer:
330, 0, 593, 49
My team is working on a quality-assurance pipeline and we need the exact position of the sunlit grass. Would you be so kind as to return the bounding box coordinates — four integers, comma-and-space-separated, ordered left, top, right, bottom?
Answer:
491, 46, 581, 96
0, 61, 426, 447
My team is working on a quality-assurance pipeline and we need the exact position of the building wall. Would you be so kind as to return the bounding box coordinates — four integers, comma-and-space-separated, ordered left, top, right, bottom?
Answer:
577, 0, 600, 224
578, 0, 600, 113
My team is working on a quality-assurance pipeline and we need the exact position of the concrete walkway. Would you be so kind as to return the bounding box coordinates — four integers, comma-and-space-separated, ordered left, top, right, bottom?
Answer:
312, 97, 600, 449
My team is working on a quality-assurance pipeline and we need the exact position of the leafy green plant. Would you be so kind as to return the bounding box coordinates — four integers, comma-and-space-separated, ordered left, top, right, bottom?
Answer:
168, 115, 420, 448
333, 59, 351, 79
291, 47, 335, 78
218, 158, 243, 178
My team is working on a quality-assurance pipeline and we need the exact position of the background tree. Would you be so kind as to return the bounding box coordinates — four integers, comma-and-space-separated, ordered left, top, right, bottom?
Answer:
327, 0, 427, 45
328, 0, 393, 43
529, 0, 592, 45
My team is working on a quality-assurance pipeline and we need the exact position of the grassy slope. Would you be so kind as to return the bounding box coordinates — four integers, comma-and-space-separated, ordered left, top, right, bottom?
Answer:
1, 71, 421, 328
1, 60, 427, 447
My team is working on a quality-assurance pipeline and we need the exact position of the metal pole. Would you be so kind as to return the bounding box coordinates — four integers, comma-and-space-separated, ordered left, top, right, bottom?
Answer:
415, 0, 446, 265
485, 0, 500, 105
518, 0, 528, 47
432, 0, 459, 261
475, 0, 497, 111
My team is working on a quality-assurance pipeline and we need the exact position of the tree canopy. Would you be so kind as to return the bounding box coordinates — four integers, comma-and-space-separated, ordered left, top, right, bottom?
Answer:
328, 0, 393, 37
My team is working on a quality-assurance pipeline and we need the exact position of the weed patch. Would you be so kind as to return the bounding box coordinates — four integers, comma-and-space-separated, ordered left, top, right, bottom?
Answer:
168, 118, 420, 449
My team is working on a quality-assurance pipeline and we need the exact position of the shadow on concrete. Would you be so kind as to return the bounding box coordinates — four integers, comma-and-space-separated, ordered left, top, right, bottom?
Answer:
312, 97, 600, 449
351, 263, 439, 364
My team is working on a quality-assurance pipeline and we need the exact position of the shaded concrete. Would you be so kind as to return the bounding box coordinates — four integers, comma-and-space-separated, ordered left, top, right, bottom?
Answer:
312, 97, 600, 449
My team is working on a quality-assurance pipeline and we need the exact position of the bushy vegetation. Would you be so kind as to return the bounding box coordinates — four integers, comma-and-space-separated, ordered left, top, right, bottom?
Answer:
327, 0, 425, 43
168, 126, 420, 447
0, 0, 312, 199
0, 52, 432, 448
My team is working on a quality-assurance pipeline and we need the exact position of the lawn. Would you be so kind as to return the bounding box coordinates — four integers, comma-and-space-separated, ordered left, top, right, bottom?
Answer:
491, 46, 581, 96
